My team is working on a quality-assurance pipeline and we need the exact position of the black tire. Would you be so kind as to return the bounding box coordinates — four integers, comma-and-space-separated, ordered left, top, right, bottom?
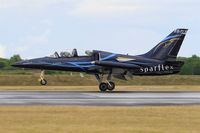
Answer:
40, 79, 47, 85
99, 82, 108, 92
107, 82, 115, 91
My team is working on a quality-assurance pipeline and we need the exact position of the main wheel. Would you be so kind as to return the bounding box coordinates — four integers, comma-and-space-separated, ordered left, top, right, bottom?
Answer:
99, 82, 108, 92
107, 82, 115, 91
40, 79, 47, 85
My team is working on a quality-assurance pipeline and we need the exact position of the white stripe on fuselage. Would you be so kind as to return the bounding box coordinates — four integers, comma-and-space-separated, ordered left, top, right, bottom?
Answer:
116, 57, 136, 62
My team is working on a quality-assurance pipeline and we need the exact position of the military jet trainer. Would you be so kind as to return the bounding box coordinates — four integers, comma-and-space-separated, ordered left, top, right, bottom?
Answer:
13, 29, 188, 92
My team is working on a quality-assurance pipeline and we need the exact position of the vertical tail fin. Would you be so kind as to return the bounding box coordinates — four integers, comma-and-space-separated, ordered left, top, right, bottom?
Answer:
141, 29, 188, 61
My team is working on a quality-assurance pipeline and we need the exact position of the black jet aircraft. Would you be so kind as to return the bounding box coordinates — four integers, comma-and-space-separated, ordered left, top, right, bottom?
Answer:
13, 29, 188, 91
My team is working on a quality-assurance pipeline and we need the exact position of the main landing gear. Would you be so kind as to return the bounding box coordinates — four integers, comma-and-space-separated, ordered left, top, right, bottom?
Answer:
95, 74, 116, 92
39, 70, 47, 85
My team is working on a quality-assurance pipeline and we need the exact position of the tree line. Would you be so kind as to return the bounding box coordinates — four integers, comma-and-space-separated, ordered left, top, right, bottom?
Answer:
0, 54, 200, 75
178, 55, 200, 75
0, 55, 22, 70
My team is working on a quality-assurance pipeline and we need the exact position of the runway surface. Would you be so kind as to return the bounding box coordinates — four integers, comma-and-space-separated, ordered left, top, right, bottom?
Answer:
0, 91, 200, 106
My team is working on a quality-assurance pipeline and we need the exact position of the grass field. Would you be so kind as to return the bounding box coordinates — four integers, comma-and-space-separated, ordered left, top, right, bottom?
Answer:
0, 75, 200, 86
0, 75, 200, 133
0, 106, 200, 133
0, 85, 200, 91
0, 74, 199, 91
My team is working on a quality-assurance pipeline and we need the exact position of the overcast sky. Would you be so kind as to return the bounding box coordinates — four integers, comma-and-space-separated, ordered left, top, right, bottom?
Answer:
0, 0, 199, 59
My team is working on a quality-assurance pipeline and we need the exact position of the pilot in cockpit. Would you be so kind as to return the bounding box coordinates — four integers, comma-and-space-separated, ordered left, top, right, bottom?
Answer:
52, 48, 93, 58
72, 48, 78, 57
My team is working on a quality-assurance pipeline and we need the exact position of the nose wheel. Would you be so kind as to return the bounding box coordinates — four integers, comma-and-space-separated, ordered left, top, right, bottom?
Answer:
40, 79, 47, 85
39, 70, 47, 86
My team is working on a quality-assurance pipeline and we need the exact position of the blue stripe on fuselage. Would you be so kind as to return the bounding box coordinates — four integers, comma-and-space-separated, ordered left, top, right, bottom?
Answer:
65, 53, 116, 69
68, 62, 85, 70
101, 54, 116, 61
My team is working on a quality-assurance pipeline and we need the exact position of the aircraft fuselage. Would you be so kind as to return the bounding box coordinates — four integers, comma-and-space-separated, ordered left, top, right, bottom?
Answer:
13, 51, 184, 76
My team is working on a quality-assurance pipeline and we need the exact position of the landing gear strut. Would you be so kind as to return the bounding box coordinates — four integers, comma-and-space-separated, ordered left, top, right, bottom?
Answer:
95, 74, 116, 92
39, 70, 47, 85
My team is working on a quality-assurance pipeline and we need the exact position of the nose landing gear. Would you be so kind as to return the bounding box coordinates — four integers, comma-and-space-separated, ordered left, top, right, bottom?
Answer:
39, 70, 47, 85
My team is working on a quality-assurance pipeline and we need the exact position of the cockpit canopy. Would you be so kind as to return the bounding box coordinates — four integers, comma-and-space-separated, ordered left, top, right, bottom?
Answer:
50, 49, 94, 58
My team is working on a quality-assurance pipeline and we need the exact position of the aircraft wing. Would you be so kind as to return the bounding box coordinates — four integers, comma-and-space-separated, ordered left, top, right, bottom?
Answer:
92, 61, 140, 69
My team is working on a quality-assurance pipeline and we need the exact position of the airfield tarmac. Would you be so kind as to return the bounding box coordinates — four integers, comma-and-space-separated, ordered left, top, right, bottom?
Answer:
0, 91, 200, 106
